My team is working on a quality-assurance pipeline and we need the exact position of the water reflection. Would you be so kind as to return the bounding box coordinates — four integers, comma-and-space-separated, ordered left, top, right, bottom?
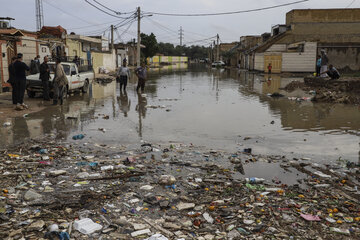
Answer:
118, 91, 131, 117
1, 65, 359, 163
135, 92, 147, 137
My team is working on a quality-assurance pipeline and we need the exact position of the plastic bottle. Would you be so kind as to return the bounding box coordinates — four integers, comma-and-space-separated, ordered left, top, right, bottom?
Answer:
72, 134, 85, 140
245, 177, 265, 184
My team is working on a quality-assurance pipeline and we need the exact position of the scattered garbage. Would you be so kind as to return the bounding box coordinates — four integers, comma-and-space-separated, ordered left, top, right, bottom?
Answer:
3, 122, 11, 127
0, 136, 358, 239
74, 218, 102, 234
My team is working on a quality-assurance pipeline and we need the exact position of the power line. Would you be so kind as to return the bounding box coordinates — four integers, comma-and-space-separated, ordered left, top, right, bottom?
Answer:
68, 20, 122, 30
146, 18, 178, 35
116, 19, 137, 41
183, 35, 217, 45
92, 0, 134, 15
43, 0, 95, 24
346, 0, 356, 8
143, 0, 309, 17
84, 0, 134, 19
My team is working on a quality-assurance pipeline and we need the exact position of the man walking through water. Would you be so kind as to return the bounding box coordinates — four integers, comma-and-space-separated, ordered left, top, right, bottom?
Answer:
135, 61, 147, 92
40, 56, 51, 101
13, 53, 30, 110
53, 58, 68, 105
117, 59, 131, 92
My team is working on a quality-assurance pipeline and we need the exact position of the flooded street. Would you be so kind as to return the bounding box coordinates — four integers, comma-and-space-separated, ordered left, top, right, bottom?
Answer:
1, 64, 359, 164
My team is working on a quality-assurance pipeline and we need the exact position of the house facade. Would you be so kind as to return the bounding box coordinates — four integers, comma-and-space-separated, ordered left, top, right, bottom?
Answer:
0, 28, 39, 90
251, 9, 360, 73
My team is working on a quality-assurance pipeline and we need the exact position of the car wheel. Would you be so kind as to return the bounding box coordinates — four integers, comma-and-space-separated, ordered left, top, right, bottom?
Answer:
27, 90, 36, 98
82, 80, 89, 93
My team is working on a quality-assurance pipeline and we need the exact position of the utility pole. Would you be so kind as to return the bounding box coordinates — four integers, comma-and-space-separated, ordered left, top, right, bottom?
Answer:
111, 25, 114, 50
35, 0, 44, 31
213, 41, 216, 62
132, 38, 136, 66
137, 6, 141, 67
216, 34, 220, 62
179, 26, 184, 46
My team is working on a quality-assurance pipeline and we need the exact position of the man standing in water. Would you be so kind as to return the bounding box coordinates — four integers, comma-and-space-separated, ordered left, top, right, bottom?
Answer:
135, 61, 147, 92
117, 59, 131, 92
13, 53, 30, 110
53, 58, 68, 105
40, 56, 51, 101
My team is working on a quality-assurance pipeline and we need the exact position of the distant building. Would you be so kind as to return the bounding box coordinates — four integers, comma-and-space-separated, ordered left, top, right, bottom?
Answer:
249, 8, 360, 73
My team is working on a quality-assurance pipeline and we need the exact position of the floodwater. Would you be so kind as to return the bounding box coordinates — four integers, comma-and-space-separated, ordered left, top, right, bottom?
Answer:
1, 64, 359, 165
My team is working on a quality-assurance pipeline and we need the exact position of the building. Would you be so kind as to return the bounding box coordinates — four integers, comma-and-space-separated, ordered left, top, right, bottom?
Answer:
66, 34, 120, 73
251, 9, 360, 73
148, 55, 188, 66
0, 27, 40, 90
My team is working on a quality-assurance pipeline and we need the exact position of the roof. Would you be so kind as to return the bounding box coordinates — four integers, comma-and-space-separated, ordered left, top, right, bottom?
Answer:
0, 28, 24, 36
67, 34, 102, 44
251, 32, 288, 53
39, 25, 67, 38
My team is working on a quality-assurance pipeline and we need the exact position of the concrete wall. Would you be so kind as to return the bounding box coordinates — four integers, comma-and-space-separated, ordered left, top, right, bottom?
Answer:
254, 53, 264, 71
17, 36, 38, 66
91, 52, 104, 73
319, 44, 360, 72
286, 9, 360, 25
1, 43, 9, 85
67, 38, 117, 73
102, 49, 117, 71
38, 44, 50, 61
282, 42, 317, 72
266, 44, 287, 52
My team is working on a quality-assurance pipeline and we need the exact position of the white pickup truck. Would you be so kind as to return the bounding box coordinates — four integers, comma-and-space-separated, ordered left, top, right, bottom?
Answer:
26, 62, 94, 98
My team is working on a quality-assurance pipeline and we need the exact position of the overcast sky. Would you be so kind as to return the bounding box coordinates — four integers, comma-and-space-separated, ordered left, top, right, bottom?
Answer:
2, 0, 359, 46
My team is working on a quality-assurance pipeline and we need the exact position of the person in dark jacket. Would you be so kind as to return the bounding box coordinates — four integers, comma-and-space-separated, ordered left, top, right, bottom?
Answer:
13, 53, 30, 110
30, 55, 40, 74
40, 56, 51, 101
8, 56, 18, 105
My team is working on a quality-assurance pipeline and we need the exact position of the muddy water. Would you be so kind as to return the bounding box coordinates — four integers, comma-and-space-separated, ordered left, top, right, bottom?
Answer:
1, 64, 359, 164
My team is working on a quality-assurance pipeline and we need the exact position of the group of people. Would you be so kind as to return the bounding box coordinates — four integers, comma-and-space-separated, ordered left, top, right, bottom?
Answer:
116, 59, 148, 93
38, 56, 69, 105
316, 50, 340, 79
8, 53, 69, 110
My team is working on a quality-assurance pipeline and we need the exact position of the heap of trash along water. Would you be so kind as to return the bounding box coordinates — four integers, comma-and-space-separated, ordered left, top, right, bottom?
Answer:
0, 133, 359, 239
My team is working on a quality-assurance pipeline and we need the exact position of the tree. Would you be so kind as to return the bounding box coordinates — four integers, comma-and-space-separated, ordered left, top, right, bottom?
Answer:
140, 33, 158, 59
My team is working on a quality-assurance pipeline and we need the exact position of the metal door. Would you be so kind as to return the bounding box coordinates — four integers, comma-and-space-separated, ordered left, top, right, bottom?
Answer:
264, 54, 282, 73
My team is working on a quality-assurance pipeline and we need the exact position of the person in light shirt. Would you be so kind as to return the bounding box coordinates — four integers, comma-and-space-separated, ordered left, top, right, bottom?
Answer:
117, 59, 131, 92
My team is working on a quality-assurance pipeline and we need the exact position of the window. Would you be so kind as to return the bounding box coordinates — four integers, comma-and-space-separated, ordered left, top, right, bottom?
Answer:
63, 65, 70, 75
70, 65, 76, 75
42, 47, 47, 53
48, 64, 70, 75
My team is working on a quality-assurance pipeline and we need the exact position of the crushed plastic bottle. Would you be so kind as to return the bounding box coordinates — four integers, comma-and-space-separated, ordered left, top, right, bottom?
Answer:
245, 177, 265, 184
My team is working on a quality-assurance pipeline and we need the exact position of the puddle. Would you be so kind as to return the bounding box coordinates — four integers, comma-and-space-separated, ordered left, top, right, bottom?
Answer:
1, 65, 359, 165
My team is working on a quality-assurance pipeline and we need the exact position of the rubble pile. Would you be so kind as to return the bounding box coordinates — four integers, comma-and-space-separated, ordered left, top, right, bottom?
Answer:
0, 137, 359, 239
283, 77, 360, 104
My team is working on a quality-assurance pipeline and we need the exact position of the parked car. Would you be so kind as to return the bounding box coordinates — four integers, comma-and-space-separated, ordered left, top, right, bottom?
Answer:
211, 61, 226, 68
26, 62, 94, 98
